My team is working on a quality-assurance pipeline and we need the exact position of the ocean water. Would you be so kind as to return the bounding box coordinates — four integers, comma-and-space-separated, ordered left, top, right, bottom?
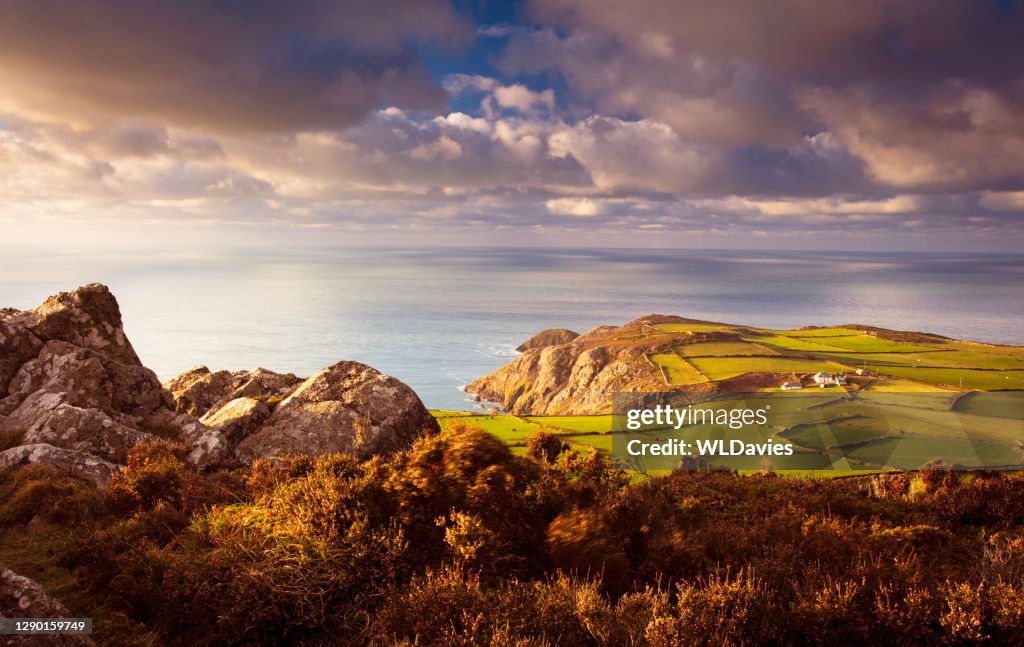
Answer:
1, 247, 1022, 410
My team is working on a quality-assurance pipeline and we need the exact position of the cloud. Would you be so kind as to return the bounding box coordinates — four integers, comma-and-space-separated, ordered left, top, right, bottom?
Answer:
493, 84, 555, 113
799, 84, 1024, 191
0, 0, 473, 133
2, 1, 1023, 249
546, 197, 606, 217
496, 0, 1024, 194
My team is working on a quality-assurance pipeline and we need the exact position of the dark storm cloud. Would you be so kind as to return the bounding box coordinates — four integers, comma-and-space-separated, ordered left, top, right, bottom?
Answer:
0, 0, 473, 132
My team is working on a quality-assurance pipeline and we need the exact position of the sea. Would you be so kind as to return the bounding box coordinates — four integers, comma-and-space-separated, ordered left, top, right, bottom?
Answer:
2, 247, 1022, 410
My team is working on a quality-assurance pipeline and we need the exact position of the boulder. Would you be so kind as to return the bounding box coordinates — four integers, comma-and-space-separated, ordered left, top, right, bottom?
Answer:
200, 397, 271, 445
228, 368, 302, 402
0, 569, 94, 646
235, 361, 438, 462
0, 444, 119, 488
22, 405, 157, 464
163, 366, 234, 416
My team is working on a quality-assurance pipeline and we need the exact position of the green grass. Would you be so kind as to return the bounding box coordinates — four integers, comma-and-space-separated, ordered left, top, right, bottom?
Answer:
524, 415, 613, 434
818, 350, 1024, 371
842, 436, 1022, 470
859, 377, 954, 393
648, 353, 707, 385
652, 322, 736, 333
770, 327, 863, 338
807, 335, 938, 353
675, 341, 779, 357
816, 400, 1024, 445
953, 392, 1024, 420
873, 366, 1024, 390
560, 433, 615, 453
781, 423, 888, 451
744, 334, 849, 352
430, 410, 477, 418
436, 414, 543, 445
687, 356, 851, 381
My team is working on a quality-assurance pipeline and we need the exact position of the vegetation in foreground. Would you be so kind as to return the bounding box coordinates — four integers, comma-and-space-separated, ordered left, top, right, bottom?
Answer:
4, 423, 1024, 645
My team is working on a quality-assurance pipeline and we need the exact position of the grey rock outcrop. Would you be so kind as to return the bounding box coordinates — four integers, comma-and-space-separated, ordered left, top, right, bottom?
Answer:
200, 397, 271, 445
165, 366, 301, 418
0, 285, 228, 468
235, 361, 438, 462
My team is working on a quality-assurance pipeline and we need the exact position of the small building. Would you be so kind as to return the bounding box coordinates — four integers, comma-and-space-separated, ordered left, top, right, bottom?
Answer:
813, 371, 848, 387
780, 381, 803, 391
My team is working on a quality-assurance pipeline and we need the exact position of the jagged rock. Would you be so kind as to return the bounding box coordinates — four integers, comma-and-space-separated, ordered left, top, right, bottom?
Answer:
516, 328, 579, 352
3, 283, 139, 366
235, 361, 438, 462
0, 569, 94, 646
164, 366, 301, 417
22, 405, 157, 464
141, 409, 230, 468
0, 444, 119, 488
163, 366, 235, 416
0, 286, 226, 467
0, 319, 43, 400
200, 397, 271, 445
228, 368, 302, 402
1, 340, 170, 426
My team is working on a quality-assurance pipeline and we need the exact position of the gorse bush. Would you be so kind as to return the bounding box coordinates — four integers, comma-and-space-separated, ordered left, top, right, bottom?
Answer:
5, 427, 1024, 645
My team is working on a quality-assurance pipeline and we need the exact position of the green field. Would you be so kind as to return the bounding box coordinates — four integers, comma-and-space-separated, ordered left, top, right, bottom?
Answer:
953, 392, 1024, 419
873, 366, 1024, 390
859, 377, 954, 393
781, 422, 887, 450
842, 436, 1021, 470
803, 335, 937, 353
675, 341, 779, 357
525, 415, 613, 433
819, 350, 1024, 371
687, 356, 850, 380
437, 414, 543, 445
770, 327, 863, 338
649, 353, 707, 385
746, 334, 850, 352
430, 410, 476, 418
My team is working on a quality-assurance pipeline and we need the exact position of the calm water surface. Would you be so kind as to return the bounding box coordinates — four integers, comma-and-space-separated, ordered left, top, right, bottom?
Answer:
2, 247, 1022, 409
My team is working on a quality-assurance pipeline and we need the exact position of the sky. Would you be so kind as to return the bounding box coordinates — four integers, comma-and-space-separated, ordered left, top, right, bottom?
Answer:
1, 0, 1023, 251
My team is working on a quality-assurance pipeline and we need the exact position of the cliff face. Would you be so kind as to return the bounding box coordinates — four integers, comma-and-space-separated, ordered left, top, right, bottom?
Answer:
467, 316, 693, 415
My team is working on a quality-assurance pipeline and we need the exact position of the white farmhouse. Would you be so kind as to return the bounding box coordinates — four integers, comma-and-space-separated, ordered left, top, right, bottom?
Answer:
780, 381, 803, 391
813, 371, 847, 387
